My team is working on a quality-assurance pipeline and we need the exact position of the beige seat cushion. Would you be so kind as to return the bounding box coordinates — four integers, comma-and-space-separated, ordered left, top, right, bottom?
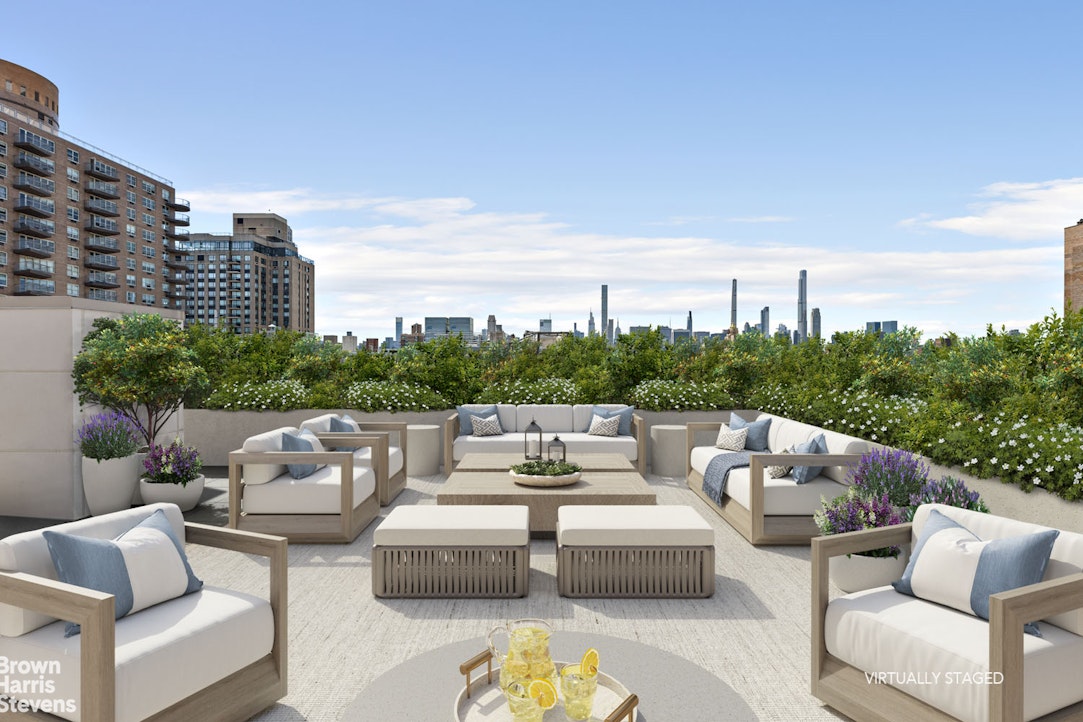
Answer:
516, 404, 575, 433
242, 465, 375, 514
557, 505, 714, 547
373, 505, 529, 546
240, 426, 299, 485
1, 587, 273, 722
453, 432, 637, 461
354, 445, 404, 477
826, 587, 1083, 722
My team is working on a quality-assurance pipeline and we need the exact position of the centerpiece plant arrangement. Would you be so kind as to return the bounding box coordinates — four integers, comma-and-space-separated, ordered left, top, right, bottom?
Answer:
140, 439, 206, 512
78, 411, 142, 515
510, 459, 583, 476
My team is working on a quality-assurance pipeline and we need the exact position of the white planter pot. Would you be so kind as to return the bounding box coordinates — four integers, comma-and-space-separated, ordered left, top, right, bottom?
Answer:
829, 550, 909, 594
139, 474, 205, 512
81, 455, 140, 516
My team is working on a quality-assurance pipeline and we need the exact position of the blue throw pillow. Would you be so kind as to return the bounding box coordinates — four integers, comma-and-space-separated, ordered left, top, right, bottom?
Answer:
591, 405, 634, 436
790, 433, 827, 484
893, 509, 1058, 636
282, 430, 319, 479
43, 509, 203, 636
457, 405, 498, 436
729, 414, 771, 452
329, 415, 359, 451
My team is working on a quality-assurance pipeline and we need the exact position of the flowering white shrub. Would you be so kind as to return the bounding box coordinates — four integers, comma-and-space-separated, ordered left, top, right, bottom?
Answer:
477, 378, 582, 404
204, 379, 310, 411
343, 381, 447, 412
630, 380, 733, 411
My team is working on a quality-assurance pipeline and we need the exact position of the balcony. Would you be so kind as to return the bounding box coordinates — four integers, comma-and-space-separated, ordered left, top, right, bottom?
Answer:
165, 256, 189, 270
84, 198, 119, 217
85, 271, 120, 289
15, 129, 56, 156
13, 172, 55, 196
14, 195, 55, 218
170, 212, 190, 227
13, 258, 55, 278
14, 217, 56, 239
170, 286, 187, 297
85, 159, 119, 181
14, 152, 55, 176
85, 180, 120, 199
168, 197, 191, 212
85, 235, 120, 253
166, 227, 190, 239
85, 288, 118, 302
85, 216, 119, 235
14, 237, 56, 257
84, 253, 119, 271
14, 278, 55, 295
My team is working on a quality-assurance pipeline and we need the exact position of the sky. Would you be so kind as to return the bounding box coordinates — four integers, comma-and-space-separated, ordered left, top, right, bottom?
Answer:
9, 1, 1081, 341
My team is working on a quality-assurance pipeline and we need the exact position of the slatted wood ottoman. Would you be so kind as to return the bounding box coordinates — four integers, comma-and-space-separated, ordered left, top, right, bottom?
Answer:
372, 505, 530, 598
557, 505, 715, 598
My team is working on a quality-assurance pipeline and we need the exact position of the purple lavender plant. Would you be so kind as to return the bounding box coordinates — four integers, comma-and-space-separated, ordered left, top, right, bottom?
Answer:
903, 475, 989, 521
142, 440, 203, 486
847, 447, 929, 507
814, 487, 903, 558
77, 412, 140, 461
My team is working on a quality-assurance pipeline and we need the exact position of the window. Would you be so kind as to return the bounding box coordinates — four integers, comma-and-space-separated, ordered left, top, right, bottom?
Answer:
126, 258, 136, 270
162, 188, 171, 201
67, 226, 79, 241
141, 261, 155, 274
66, 186, 79, 201
141, 293, 155, 306
126, 225, 136, 238
0, 273, 7, 288
126, 190, 136, 203
67, 264, 78, 279
141, 213, 154, 225
0, 118, 5, 133
0, 251, 6, 265
67, 283, 80, 298
142, 230, 155, 242
126, 274, 136, 287
141, 180, 155, 193
126, 291, 136, 303
127, 208, 136, 221
142, 278, 155, 290
126, 240, 136, 253
67, 207, 79, 222
126, 174, 136, 187
0, 163, 5, 179
67, 149, 79, 163
142, 246, 155, 258
66, 168, 78, 182
0, 229, 6, 243
142, 197, 155, 210
0, 186, 6, 201
67, 245, 79, 260
0, 142, 6, 157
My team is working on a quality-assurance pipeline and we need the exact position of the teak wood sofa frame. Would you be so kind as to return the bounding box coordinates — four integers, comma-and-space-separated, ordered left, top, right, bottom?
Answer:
811, 524, 1083, 722
228, 432, 382, 543
685, 421, 863, 545
0, 523, 288, 722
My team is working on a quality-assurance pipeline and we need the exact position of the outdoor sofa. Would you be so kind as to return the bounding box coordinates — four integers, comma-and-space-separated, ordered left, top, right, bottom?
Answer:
812, 503, 1083, 722
299, 413, 408, 505
685, 412, 874, 545
228, 425, 380, 543
0, 503, 287, 722
444, 403, 646, 474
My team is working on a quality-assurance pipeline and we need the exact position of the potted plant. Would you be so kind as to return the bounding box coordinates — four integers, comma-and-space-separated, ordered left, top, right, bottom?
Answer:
139, 440, 205, 511
847, 447, 930, 508
815, 486, 906, 593
78, 411, 141, 515
903, 475, 989, 521
509, 459, 583, 487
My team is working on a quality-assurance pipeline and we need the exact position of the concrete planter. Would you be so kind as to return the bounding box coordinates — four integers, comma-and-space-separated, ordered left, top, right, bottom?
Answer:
81, 455, 140, 515
140, 474, 205, 512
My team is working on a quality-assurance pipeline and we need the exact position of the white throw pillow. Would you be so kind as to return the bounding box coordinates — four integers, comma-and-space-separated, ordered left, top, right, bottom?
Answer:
587, 414, 620, 437
766, 448, 792, 478
714, 424, 748, 451
471, 414, 504, 437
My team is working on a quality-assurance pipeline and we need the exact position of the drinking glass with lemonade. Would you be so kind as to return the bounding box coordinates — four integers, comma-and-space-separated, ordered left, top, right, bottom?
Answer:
560, 648, 599, 721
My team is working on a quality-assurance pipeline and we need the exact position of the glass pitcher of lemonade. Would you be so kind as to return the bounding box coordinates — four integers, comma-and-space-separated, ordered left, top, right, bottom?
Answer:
487, 618, 558, 693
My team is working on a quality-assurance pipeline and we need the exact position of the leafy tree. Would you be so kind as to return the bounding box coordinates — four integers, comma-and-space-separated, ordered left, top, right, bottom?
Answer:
73, 313, 209, 447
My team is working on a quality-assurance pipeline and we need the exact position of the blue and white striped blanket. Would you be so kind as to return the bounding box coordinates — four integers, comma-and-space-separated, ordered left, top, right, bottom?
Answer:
702, 451, 752, 505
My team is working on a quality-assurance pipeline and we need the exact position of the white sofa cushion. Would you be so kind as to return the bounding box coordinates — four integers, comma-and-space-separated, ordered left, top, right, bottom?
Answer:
354, 445, 404, 477
825, 587, 1083, 722
0, 504, 186, 637
1, 586, 273, 722
299, 413, 338, 434
452, 432, 638, 462
517, 404, 575, 433
242, 464, 376, 514
690, 447, 846, 515
240, 426, 298, 485
557, 505, 714, 547
913, 505, 1083, 635
457, 404, 517, 434
373, 505, 529, 546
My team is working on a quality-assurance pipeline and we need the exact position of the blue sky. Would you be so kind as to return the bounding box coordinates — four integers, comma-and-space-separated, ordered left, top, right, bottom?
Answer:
11, 1, 1080, 340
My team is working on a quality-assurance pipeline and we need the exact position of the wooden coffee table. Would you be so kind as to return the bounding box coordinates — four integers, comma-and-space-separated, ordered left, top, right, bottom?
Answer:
438, 455, 655, 538
453, 452, 635, 472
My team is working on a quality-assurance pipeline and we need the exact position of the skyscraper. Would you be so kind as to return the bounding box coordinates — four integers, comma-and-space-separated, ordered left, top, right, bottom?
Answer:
811, 308, 821, 339
686, 311, 692, 333
730, 279, 738, 332
760, 306, 770, 336
1067, 220, 1083, 313
601, 284, 609, 343
587, 309, 596, 336
394, 316, 403, 348
797, 269, 808, 343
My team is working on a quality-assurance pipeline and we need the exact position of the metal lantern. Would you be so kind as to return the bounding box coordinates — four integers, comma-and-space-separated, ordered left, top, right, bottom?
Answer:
547, 435, 566, 463
524, 418, 543, 460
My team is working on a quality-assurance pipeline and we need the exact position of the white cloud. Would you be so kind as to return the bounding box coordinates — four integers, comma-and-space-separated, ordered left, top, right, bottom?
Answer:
900, 177, 1083, 241
180, 185, 1063, 340
725, 216, 795, 223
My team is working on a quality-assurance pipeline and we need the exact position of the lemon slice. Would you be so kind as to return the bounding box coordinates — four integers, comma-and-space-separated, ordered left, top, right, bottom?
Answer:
580, 648, 599, 677
528, 678, 558, 710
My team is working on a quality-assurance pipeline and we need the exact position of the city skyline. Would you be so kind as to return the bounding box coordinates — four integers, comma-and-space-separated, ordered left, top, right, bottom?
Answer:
6, 2, 1078, 340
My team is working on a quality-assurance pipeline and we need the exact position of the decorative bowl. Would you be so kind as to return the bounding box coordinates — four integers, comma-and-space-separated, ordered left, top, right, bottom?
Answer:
509, 470, 582, 487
